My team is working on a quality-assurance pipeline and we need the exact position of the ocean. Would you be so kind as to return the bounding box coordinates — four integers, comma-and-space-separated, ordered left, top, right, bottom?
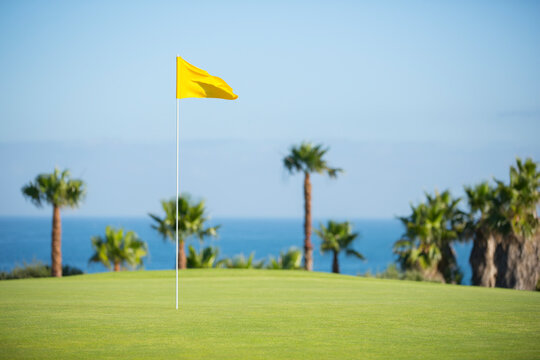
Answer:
0, 217, 473, 284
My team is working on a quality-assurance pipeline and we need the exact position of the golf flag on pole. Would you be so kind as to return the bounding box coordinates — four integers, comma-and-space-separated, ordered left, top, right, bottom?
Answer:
176, 56, 238, 100
175, 56, 237, 309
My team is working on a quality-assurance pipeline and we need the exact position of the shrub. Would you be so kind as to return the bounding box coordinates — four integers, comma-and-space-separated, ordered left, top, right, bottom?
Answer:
266, 248, 303, 270
220, 253, 265, 269
187, 245, 221, 268
62, 265, 84, 276
362, 264, 428, 282
0, 261, 83, 280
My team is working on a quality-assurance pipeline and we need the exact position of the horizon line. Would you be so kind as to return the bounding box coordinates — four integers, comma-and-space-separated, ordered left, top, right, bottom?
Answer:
0, 214, 398, 221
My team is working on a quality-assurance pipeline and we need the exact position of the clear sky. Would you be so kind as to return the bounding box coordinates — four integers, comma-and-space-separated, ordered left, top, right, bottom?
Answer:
1, 0, 539, 218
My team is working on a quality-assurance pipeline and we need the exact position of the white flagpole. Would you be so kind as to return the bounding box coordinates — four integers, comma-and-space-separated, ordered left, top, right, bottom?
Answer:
176, 98, 179, 309
176, 56, 179, 310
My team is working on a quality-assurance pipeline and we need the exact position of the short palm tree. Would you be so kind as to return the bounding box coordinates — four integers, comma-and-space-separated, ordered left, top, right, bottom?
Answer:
186, 245, 222, 268
149, 195, 219, 269
221, 253, 265, 269
266, 248, 303, 270
315, 220, 364, 274
21, 168, 86, 277
394, 190, 465, 283
283, 142, 342, 270
89, 226, 148, 271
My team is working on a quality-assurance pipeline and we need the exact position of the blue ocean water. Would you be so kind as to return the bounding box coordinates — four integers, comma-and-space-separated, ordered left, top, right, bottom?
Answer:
0, 217, 472, 283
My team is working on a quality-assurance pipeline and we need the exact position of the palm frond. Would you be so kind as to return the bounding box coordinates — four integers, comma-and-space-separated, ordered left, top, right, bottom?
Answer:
88, 226, 148, 271
21, 168, 86, 209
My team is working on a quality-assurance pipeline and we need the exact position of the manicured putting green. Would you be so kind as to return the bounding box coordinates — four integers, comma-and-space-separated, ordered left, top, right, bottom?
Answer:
0, 270, 539, 359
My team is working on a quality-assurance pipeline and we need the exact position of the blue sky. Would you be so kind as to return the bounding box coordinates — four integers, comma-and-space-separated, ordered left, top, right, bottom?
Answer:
1, 0, 539, 218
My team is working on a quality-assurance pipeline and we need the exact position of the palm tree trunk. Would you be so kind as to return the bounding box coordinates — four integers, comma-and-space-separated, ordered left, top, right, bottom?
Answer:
114, 261, 120, 272
470, 229, 497, 287
51, 205, 62, 277
437, 243, 460, 284
303, 172, 313, 271
332, 250, 339, 273
178, 240, 187, 269
494, 231, 540, 290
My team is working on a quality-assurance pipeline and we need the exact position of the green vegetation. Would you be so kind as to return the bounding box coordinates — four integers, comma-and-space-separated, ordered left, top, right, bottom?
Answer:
21, 168, 86, 277
283, 142, 342, 271
16, 156, 537, 290
391, 157, 539, 289
315, 220, 364, 273
183, 249, 304, 270
149, 195, 219, 269
464, 158, 540, 289
0, 261, 83, 280
364, 263, 426, 282
394, 190, 466, 284
0, 270, 538, 359
220, 252, 265, 269
186, 245, 222, 268
266, 247, 302, 269
89, 226, 148, 271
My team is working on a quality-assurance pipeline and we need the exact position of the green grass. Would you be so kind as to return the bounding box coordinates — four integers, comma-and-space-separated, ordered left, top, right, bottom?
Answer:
0, 270, 539, 359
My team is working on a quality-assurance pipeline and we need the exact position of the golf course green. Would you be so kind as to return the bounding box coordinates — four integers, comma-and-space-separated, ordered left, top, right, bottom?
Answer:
0, 270, 539, 359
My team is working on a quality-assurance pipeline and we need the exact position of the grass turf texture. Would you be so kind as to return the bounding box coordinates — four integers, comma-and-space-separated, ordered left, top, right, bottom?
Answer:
0, 270, 539, 359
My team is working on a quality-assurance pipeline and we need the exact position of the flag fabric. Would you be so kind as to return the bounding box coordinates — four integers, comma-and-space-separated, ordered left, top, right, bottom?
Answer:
176, 56, 238, 100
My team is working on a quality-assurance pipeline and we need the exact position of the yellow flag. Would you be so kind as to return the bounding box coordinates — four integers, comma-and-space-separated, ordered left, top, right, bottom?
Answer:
176, 56, 238, 100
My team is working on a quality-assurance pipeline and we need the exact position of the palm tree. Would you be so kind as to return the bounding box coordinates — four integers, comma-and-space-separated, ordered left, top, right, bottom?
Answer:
496, 157, 539, 238
266, 248, 303, 270
465, 158, 540, 289
494, 159, 540, 290
464, 181, 498, 287
21, 168, 86, 277
283, 142, 342, 270
89, 226, 148, 271
315, 220, 364, 274
186, 245, 222, 268
221, 253, 265, 269
149, 195, 219, 269
393, 190, 465, 283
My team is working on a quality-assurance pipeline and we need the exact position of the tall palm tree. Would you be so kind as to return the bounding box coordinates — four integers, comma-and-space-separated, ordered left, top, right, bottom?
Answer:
283, 142, 342, 271
315, 220, 364, 274
149, 195, 219, 269
21, 168, 86, 277
491, 158, 539, 289
394, 190, 465, 283
89, 226, 148, 271
497, 158, 540, 237
464, 181, 498, 287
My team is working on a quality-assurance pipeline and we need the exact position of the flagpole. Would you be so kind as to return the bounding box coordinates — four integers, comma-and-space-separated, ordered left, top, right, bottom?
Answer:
176, 99, 179, 309
176, 56, 179, 310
